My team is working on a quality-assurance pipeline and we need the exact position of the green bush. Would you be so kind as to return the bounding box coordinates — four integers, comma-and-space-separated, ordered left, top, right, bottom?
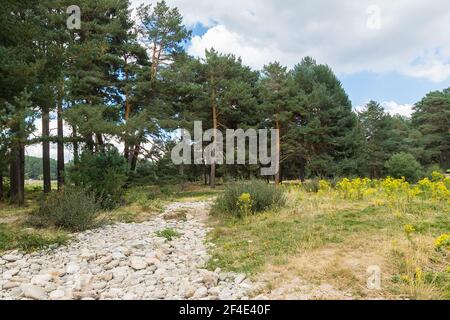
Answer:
155, 228, 180, 241
32, 187, 100, 232
300, 179, 320, 193
68, 146, 128, 209
213, 180, 286, 217
384, 152, 424, 182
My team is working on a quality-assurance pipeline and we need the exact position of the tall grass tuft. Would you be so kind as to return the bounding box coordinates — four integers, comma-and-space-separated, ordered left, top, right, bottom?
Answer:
213, 180, 286, 217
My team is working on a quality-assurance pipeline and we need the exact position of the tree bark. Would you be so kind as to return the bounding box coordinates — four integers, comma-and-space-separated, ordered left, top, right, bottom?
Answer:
57, 83, 65, 190
72, 125, 79, 164
210, 76, 217, 189
130, 144, 140, 171
0, 171, 3, 201
42, 105, 51, 193
274, 118, 281, 185
10, 145, 25, 206
19, 146, 25, 205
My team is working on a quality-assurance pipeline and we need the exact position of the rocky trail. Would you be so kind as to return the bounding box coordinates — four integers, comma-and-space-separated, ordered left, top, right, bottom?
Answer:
0, 201, 253, 300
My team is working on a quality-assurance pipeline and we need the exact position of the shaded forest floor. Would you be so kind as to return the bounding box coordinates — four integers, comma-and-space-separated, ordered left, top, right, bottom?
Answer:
1, 181, 449, 300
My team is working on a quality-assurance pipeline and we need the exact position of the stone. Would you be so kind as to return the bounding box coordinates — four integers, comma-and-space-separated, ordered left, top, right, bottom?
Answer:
31, 274, 52, 286
0, 201, 254, 301
65, 263, 80, 274
193, 286, 208, 299
3, 269, 19, 279
2, 254, 21, 262
234, 274, 246, 285
154, 268, 166, 276
49, 290, 65, 300
21, 284, 48, 300
129, 257, 147, 270
3, 281, 20, 290
202, 273, 218, 288
104, 260, 120, 270
74, 274, 93, 291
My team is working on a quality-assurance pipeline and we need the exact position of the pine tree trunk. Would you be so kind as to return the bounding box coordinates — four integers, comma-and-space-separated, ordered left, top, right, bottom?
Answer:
42, 105, 51, 193
10, 145, 25, 205
19, 147, 25, 205
72, 125, 79, 164
0, 171, 3, 201
57, 84, 65, 190
210, 77, 217, 189
130, 144, 140, 171
10, 155, 18, 202
275, 119, 281, 185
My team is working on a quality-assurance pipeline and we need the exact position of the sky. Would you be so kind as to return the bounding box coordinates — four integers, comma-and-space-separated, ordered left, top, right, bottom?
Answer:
133, 0, 450, 114
27, 0, 450, 160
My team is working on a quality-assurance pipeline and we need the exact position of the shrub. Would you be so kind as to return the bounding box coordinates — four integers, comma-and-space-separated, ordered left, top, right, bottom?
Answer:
32, 187, 100, 232
155, 228, 180, 241
300, 179, 320, 193
384, 152, 424, 182
213, 180, 286, 217
68, 146, 128, 209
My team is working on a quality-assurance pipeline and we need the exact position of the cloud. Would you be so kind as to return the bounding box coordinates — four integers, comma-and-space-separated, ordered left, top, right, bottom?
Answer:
355, 101, 414, 117
381, 101, 414, 117
132, 0, 450, 82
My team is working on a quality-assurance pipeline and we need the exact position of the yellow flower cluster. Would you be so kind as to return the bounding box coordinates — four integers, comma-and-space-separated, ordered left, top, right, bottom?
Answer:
237, 192, 253, 216
336, 177, 375, 200
333, 172, 449, 203
434, 234, 450, 251
418, 177, 450, 201
318, 180, 331, 193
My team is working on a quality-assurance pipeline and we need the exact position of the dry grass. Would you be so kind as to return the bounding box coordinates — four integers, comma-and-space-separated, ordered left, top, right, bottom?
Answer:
208, 185, 449, 300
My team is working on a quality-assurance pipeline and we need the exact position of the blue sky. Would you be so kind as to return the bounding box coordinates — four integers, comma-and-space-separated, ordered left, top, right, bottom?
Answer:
187, 21, 450, 113
131, 0, 450, 117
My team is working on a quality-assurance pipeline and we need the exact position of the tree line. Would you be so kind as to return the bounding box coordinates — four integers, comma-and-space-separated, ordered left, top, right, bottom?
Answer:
1, 0, 449, 205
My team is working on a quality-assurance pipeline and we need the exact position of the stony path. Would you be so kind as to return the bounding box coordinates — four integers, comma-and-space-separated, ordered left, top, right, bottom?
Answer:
0, 201, 252, 300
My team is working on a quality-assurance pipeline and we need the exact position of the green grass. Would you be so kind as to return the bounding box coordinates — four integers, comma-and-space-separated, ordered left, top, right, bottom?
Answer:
207, 190, 449, 275
0, 224, 69, 253
155, 228, 181, 241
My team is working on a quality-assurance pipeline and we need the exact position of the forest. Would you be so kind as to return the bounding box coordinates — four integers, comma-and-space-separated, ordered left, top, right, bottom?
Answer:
1, 0, 449, 205
0, 0, 449, 301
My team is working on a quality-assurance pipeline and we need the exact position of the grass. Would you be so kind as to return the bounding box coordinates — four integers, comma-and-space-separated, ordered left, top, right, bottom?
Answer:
0, 182, 215, 253
207, 186, 450, 299
155, 228, 181, 241
0, 224, 69, 253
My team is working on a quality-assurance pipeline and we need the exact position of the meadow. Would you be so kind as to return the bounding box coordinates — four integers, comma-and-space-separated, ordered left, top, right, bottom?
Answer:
0, 175, 448, 300
208, 174, 450, 299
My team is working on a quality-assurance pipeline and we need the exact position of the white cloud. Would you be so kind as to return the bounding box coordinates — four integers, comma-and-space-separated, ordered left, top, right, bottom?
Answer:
355, 101, 414, 117
381, 101, 414, 117
132, 0, 450, 82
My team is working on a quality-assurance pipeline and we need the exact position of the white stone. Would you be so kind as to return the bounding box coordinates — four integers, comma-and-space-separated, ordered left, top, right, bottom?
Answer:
65, 263, 80, 274
129, 257, 147, 270
31, 274, 52, 286
49, 290, 65, 299
3, 269, 19, 279
21, 284, 48, 300
3, 281, 19, 290
234, 274, 246, 285
2, 254, 21, 262
193, 286, 208, 298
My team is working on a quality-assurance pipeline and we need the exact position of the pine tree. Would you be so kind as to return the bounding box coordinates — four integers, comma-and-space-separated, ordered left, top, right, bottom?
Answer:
202, 49, 259, 187
290, 57, 362, 178
412, 88, 450, 169
260, 62, 292, 184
